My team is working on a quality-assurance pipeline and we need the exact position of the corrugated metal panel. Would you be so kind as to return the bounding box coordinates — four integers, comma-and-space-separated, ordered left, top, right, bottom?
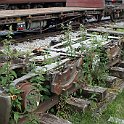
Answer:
66, 0, 105, 8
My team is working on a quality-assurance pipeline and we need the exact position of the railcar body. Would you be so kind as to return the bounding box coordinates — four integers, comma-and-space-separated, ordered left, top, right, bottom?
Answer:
0, 0, 123, 9
105, 0, 123, 4
0, 0, 123, 34
66, 0, 105, 8
0, 0, 66, 9
0, 0, 65, 4
66, 0, 123, 21
66, 0, 123, 8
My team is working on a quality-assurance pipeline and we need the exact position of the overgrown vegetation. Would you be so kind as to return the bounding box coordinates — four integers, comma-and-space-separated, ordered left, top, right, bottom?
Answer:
54, 24, 122, 123
61, 24, 109, 87
69, 90, 124, 124
0, 27, 42, 124
0, 23, 123, 124
80, 35, 109, 87
0, 27, 22, 123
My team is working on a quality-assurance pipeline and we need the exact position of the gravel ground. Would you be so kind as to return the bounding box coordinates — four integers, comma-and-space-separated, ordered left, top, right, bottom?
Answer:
9, 21, 123, 53
9, 31, 80, 52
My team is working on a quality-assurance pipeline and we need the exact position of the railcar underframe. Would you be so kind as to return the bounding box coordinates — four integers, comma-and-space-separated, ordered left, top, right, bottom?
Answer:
0, 7, 121, 33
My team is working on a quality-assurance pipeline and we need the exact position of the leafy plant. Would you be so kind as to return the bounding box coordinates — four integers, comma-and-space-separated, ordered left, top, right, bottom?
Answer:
79, 33, 109, 87
25, 113, 40, 124
0, 28, 22, 123
30, 69, 51, 102
61, 24, 76, 57
9, 85, 22, 124
79, 24, 86, 41
56, 94, 71, 119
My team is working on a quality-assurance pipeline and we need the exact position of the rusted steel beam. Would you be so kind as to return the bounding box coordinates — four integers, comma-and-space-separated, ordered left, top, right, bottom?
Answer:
93, 92, 116, 116
104, 39, 121, 67
51, 70, 78, 95
13, 58, 70, 86
50, 34, 121, 67
86, 33, 119, 40
18, 81, 85, 123
105, 76, 122, 88
0, 94, 11, 124
87, 28, 124, 36
40, 113, 72, 124
18, 95, 59, 124
82, 85, 107, 102
66, 97, 90, 112
51, 58, 82, 95
35, 95, 59, 114
18, 82, 41, 112
10, 63, 26, 70
29, 51, 61, 63
118, 61, 124, 68
110, 67, 124, 79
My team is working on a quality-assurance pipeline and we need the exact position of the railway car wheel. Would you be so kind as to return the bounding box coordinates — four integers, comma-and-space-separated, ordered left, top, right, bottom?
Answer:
37, 4, 43, 8
18, 82, 41, 112
110, 13, 115, 22
95, 14, 102, 22
8, 5, 18, 10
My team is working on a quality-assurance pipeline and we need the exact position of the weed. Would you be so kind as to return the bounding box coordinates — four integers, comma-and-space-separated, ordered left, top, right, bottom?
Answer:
56, 94, 71, 119
0, 28, 22, 123
79, 33, 109, 87
69, 90, 124, 124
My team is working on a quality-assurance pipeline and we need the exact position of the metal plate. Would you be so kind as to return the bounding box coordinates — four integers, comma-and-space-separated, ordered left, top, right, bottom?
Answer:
51, 58, 83, 95
0, 94, 11, 124
66, 0, 105, 8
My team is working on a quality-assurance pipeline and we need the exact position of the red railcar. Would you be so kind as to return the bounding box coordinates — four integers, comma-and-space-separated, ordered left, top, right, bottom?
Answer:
0, 0, 66, 9
0, 0, 123, 9
66, 0, 105, 8
0, 0, 66, 4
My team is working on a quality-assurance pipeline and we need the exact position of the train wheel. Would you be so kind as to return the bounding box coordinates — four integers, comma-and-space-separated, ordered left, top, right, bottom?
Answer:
95, 14, 102, 22
8, 5, 18, 10
33, 4, 43, 8
110, 12, 115, 22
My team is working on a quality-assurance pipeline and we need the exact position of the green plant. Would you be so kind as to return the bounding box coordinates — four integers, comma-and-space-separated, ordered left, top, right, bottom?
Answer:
79, 24, 86, 41
61, 24, 76, 57
30, 69, 51, 102
42, 50, 55, 65
69, 90, 124, 124
0, 39, 18, 87
56, 94, 71, 119
25, 113, 40, 124
79, 33, 109, 87
0, 28, 23, 123
9, 85, 22, 124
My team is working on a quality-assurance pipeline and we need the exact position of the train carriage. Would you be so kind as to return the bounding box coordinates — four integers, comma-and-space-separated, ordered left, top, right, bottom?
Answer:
66, 0, 105, 8
0, 0, 66, 9
0, 0, 123, 34
0, 0, 123, 10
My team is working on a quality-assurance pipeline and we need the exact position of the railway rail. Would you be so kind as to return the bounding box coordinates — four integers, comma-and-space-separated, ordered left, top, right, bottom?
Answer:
0, 20, 124, 124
